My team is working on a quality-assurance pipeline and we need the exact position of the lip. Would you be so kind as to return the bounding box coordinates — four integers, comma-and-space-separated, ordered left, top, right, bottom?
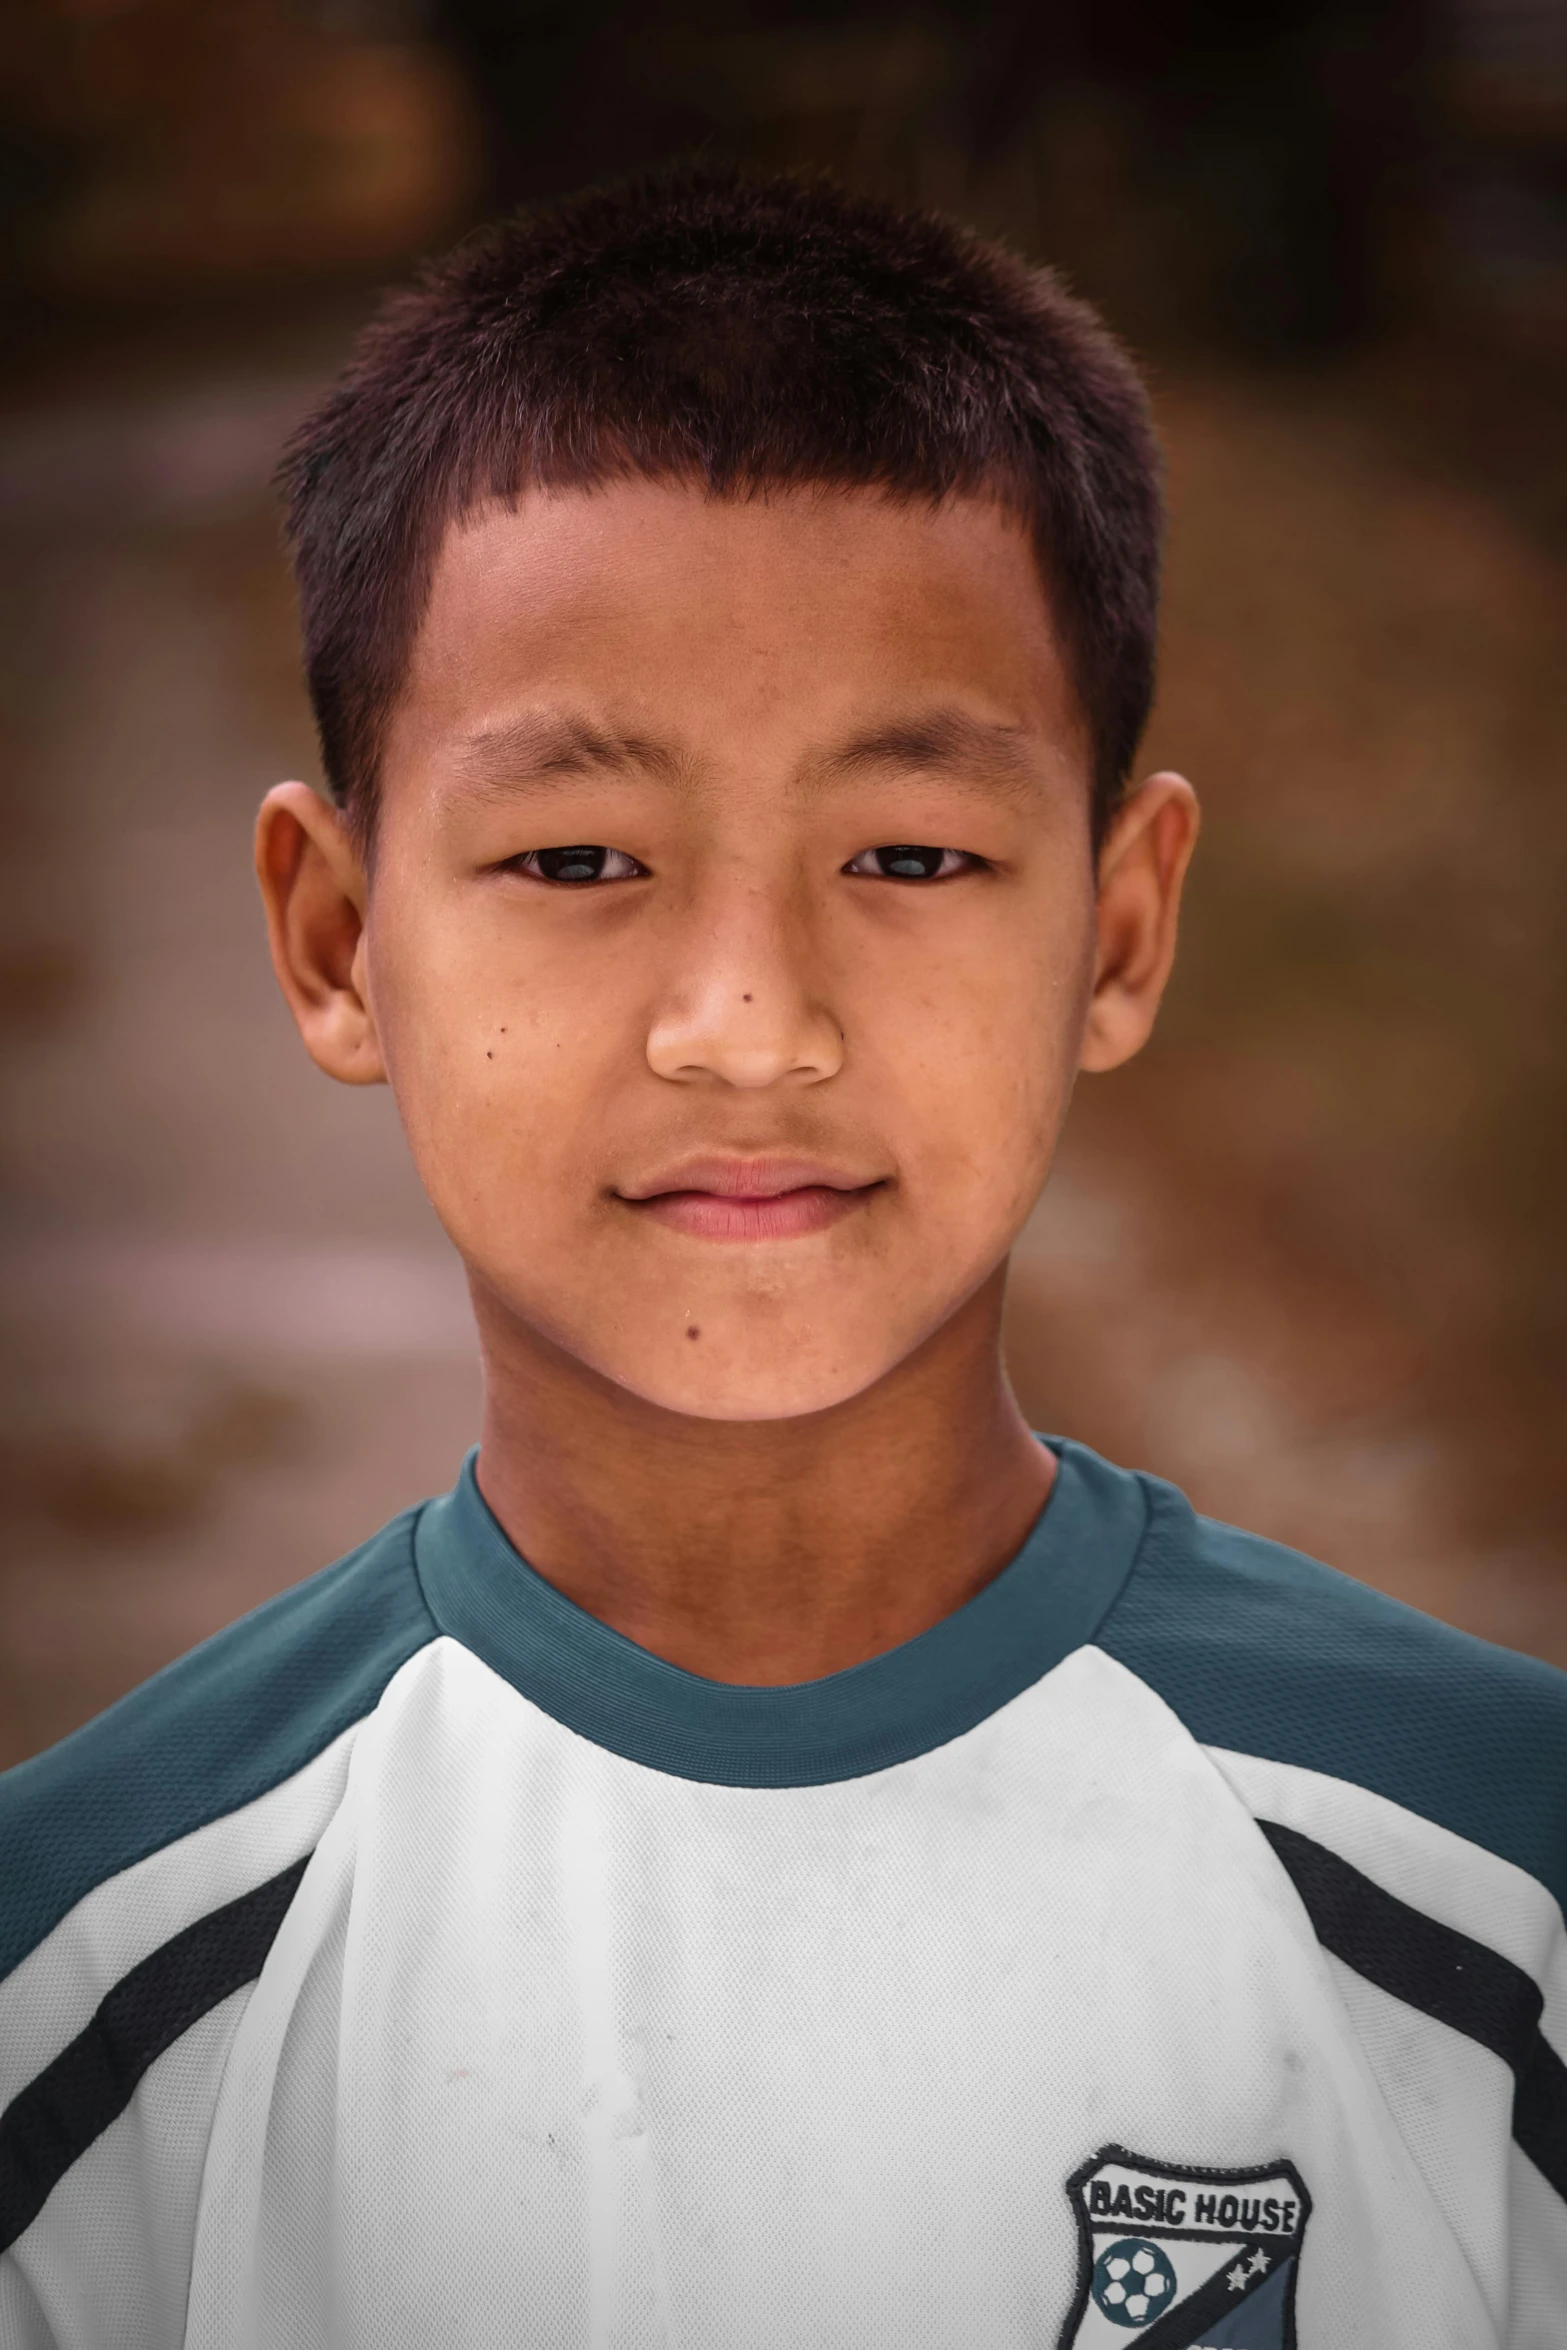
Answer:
617, 1157, 884, 1242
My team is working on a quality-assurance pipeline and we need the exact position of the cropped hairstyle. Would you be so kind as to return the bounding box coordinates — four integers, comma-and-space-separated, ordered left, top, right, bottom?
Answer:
281, 166, 1163, 844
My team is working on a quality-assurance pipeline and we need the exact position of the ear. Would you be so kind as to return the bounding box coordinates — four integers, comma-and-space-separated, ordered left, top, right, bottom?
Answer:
255, 782, 386, 1085
1078, 771, 1200, 1075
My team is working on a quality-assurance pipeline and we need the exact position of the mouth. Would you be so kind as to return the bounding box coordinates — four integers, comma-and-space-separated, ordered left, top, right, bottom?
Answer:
616, 1157, 886, 1242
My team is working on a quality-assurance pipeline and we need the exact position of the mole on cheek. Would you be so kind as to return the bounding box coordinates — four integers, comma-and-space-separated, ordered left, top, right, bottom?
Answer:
686, 1326, 701, 1341
742, 994, 752, 1003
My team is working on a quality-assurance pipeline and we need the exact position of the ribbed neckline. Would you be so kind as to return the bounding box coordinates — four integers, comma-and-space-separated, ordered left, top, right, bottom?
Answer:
413, 1438, 1149, 1787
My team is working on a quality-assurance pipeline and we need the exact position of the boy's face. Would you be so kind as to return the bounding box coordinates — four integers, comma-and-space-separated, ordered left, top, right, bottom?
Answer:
263, 483, 1193, 1420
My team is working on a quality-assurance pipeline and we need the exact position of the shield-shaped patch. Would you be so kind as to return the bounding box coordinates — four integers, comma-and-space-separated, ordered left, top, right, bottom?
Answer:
1057, 2147, 1310, 2349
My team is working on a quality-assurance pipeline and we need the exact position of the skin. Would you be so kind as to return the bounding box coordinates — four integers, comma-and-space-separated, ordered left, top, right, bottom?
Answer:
257, 481, 1197, 1682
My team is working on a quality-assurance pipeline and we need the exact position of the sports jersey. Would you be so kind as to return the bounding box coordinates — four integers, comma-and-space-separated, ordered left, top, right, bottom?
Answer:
3, 1437, 1565, 2349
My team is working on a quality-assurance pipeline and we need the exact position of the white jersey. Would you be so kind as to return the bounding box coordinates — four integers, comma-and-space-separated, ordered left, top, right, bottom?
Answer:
3, 1439, 1565, 2349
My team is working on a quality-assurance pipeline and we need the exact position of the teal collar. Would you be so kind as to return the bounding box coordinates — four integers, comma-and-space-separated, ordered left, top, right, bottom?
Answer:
413, 1439, 1149, 1787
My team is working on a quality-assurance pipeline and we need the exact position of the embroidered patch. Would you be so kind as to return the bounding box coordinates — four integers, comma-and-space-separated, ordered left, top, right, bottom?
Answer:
1058, 2148, 1310, 2348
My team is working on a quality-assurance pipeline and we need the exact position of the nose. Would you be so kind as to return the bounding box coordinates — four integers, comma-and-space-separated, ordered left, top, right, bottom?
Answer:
645, 878, 844, 1089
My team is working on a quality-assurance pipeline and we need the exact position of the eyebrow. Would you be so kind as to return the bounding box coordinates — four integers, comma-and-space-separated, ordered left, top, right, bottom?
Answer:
449, 704, 1040, 801
812, 710, 1039, 798
451, 710, 683, 790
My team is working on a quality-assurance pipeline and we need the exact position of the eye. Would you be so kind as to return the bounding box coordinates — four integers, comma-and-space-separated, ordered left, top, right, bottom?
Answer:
844, 844, 975, 881
514, 845, 646, 885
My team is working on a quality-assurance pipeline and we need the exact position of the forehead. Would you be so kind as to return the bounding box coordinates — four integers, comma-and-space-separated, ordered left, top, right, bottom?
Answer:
383, 479, 1084, 781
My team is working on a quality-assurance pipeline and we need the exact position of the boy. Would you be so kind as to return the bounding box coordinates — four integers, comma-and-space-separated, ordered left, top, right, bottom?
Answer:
2, 167, 1564, 2350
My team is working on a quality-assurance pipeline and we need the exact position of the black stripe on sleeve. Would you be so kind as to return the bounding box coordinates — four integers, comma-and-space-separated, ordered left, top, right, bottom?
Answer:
1513, 2027, 1567, 2205
1261, 1818, 1567, 2199
0, 1854, 308, 2251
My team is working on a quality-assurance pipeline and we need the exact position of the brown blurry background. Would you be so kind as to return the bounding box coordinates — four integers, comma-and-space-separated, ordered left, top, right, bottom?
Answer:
2, 0, 1565, 1767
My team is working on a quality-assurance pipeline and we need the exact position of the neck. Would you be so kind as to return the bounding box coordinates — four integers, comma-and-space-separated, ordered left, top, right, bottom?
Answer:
470, 1263, 1054, 1685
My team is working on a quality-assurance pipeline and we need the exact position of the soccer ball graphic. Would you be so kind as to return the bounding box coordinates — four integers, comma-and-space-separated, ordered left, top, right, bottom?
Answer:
1090, 2238, 1178, 2327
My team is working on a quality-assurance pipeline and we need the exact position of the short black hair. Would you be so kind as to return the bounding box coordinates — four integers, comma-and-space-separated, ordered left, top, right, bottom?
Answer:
281, 166, 1163, 844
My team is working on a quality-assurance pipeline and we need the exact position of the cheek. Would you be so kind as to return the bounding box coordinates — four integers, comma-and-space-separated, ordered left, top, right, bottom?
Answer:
857, 925, 1083, 1216
365, 900, 627, 1227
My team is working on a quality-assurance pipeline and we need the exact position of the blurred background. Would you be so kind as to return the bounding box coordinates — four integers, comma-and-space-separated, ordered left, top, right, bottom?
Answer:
2, 0, 1565, 1764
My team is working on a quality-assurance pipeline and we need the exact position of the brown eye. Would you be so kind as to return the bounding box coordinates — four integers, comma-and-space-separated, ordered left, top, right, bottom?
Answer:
518, 846, 645, 884
845, 845, 970, 881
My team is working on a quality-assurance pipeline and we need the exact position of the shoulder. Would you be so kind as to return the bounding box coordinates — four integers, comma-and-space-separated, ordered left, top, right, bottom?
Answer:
1091, 1458, 1567, 1914
0, 1502, 439, 1983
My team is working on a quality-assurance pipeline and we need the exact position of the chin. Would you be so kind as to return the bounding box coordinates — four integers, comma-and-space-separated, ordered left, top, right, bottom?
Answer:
470, 1259, 973, 1425
603, 1335, 905, 1424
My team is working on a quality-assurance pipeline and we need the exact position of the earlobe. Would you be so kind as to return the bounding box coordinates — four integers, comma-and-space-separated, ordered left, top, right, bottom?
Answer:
254, 782, 387, 1086
1078, 771, 1199, 1076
